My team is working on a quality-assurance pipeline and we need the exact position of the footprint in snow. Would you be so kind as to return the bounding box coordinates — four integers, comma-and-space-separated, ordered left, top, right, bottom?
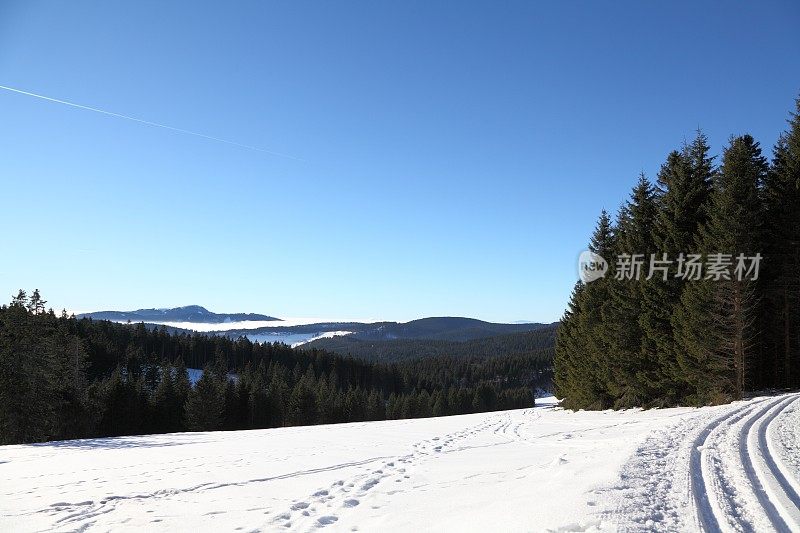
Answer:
317, 515, 338, 526
361, 478, 380, 491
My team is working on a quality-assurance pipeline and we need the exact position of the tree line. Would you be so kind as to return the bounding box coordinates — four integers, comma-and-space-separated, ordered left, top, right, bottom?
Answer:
0, 292, 544, 444
555, 95, 800, 409
305, 326, 556, 363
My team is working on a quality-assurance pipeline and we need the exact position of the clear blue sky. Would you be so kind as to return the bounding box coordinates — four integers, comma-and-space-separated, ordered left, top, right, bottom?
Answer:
1, 1, 798, 322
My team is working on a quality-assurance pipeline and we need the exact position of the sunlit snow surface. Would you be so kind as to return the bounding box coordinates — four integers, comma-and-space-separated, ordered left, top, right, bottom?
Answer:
2, 394, 799, 532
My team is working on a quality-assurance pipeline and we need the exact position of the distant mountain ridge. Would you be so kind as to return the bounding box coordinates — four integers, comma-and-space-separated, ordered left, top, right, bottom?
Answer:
78, 305, 279, 324
76, 308, 554, 354
347, 317, 550, 342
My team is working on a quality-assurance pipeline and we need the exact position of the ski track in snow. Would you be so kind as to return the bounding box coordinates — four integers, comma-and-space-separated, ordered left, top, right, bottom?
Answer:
601, 392, 800, 532
1, 395, 799, 532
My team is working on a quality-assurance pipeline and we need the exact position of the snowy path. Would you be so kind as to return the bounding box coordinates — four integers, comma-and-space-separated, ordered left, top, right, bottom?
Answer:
691, 394, 800, 532
1, 395, 799, 532
604, 392, 800, 532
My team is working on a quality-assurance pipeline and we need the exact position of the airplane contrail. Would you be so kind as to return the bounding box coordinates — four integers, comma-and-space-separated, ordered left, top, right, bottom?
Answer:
0, 84, 302, 160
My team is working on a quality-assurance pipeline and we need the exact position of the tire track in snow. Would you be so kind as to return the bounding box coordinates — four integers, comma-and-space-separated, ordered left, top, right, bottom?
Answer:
692, 393, 800, 533
771, 399, 800, 490
690, 398, 771, 532
745, 395, 800, 531
765, 397, 800, 512
600, 394, 800, 532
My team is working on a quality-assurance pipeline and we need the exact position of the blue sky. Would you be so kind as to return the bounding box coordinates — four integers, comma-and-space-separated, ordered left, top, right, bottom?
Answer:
1, 1, 798, 322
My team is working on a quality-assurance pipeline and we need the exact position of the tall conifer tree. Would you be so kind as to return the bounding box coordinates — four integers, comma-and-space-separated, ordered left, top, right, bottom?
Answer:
762, 97, 800, 389
602, 175, 659, 406
674, 135, 766, 402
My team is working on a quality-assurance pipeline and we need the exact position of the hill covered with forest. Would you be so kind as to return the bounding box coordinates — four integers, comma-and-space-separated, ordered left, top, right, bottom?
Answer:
303, 325, 556, 363
0, 291, 549, 445
78, 305, 279, 324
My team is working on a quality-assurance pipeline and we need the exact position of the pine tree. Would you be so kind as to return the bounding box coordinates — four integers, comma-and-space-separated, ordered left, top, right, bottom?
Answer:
97, 367, 140, 437
386, 393, 401, 419
602, 175, 659, 407
287, 367, 318, 426
27, 289, 47, 315
248, 364, 270, 428
640, 134, 714, 404
762, 96, 800, 389
152, 361, 176, 433
674, 135, 766, 403
185, 366, 224, 431
222, 379, 238, 430
432, 390, 449, 417
555, 210, 615, 409
173, 359, 191, 430
554, 283, 588, 406
417, 390, 432, 417
52, 323, 95, 440
472, 383, 497, 412
366, 390, 384, 421
569, 211, 617, 409
266, 372, 287, 427
10, 290, 28, 308
0, 302, 62, 443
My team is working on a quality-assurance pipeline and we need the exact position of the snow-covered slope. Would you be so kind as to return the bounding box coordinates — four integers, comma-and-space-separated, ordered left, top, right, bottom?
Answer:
1, 394, 799, 532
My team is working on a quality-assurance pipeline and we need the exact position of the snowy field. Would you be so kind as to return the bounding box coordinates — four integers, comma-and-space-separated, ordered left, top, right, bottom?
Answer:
2, 394, 799, 532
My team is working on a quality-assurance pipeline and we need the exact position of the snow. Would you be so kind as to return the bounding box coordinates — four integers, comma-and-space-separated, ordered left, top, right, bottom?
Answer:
603, 392, 800, 531
186, 367, 202, 385
233, 330, 353, 348
773, 397, 800, 489
1, 394, 799, 532
185, 369, 239, 386
290, 331, 353, 348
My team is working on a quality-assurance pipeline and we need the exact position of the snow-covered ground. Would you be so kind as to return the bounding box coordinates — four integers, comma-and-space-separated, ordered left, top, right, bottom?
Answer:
290, 331, 354, 348
242, 330, 354, 349
2, 394, 799, 532
186, 368, 240, 386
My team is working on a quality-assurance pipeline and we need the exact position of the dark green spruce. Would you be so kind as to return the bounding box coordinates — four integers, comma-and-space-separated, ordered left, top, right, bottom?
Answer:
555, 94, 800, 409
